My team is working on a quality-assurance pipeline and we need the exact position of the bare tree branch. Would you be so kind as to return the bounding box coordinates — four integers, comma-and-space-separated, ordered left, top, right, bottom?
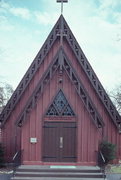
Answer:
109, 85, 121, 115
0, 83, 14, 113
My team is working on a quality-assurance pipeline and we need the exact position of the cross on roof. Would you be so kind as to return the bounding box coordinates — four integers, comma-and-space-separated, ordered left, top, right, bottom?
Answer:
57, 18, 67, 46
56, 0, 68, 46
57, 0, 68, 14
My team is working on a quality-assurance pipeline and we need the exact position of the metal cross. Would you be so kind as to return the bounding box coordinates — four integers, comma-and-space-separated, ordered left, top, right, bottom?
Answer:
57, 0, 68, 15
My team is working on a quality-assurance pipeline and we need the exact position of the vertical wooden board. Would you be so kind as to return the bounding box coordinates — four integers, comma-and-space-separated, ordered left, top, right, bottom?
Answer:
29, 109, 36, 161
107, 116, 112, 142
78, 106, 86, 162
83, 111, 89, 161
61, 122, 77, 162
87, 114, 91, 162
36, 95, 43, 161
103, 110, 116, 142
16, 126, 21, 152
110, 124, 116, 144
3, 124, 12, 161
7, 125, 22, 162
88, 121, 93, 162
78, 103, 85, 162
3, 111, 18, 162
43, 122, 59, 162
21, 117, 30, 162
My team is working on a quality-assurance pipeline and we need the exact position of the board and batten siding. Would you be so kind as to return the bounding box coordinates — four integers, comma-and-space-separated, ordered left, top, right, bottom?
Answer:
21, 68, 102, 165
2, 36, 121, 165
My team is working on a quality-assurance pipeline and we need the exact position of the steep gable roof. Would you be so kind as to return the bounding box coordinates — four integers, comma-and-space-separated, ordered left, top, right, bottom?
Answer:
0, 15, 121, 130
15, 48, 104, 129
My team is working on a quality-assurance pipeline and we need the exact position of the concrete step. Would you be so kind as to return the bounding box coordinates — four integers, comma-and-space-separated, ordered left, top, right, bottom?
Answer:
18, 165, 100, 169
11, 178, 107, 180
17, 168, 101, 173
14, 171, 104, 178
11, 165, 105, 180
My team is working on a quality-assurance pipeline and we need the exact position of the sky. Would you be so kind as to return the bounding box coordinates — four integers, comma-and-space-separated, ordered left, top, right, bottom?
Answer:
0, 0, 121, 93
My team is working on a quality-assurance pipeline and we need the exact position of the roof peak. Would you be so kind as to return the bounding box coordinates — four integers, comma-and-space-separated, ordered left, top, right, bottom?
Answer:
57, 15, 66, 46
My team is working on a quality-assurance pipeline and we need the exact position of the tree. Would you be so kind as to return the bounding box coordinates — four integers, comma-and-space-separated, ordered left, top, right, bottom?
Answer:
110, 85, 121, 115
0, 82, 14, 113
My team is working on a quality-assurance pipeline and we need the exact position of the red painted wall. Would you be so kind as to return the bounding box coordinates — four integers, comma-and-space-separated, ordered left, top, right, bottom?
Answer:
2, 37, 121, 165
21, 69, 102, 165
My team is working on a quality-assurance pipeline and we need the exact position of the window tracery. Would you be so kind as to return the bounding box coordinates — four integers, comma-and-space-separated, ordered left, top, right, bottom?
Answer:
46, 90, 75, 116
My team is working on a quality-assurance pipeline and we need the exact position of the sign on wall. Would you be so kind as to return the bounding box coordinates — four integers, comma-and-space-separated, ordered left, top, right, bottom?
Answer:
30, 138, 37, 143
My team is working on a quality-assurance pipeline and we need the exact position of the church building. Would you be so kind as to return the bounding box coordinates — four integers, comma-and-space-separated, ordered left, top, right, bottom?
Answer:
0, 13, 121, 166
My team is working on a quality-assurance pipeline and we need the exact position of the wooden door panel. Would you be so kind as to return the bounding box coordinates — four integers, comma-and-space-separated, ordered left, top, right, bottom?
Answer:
61, 123, 77, 162
43, 123, 60, 162
43, 122, 76, 162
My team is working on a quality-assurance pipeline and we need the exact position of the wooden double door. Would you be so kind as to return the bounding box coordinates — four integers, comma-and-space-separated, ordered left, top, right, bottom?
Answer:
43, 122, 77, 162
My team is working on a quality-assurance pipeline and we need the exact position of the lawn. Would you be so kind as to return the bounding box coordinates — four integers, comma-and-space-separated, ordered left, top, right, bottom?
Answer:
110, 166, 121, 173
106, 164, 121, 174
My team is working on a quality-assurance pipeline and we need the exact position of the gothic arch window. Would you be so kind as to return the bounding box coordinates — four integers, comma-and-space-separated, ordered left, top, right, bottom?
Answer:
46, 90, 75, 116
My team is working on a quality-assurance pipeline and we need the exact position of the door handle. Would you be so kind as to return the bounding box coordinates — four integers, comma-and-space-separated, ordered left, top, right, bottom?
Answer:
60, 137, 63, 148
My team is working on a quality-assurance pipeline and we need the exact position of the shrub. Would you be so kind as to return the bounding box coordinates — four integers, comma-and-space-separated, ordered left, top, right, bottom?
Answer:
0, 143, 5, 167
98, 140, 116, 167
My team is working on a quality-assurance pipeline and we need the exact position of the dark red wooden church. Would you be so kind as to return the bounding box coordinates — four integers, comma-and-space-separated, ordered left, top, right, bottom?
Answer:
0, 15, 121, 166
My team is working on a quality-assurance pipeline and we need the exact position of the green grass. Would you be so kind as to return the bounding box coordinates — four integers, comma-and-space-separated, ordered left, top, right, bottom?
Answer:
110, 166, 121, 173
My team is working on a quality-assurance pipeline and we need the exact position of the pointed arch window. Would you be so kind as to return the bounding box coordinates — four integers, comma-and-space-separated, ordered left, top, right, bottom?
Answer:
46, 90, 75, 116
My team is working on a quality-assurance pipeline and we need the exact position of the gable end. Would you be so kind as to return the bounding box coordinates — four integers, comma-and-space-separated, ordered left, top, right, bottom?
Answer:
62, 16, 121, 128
1, 15, 120, 131
16, 49, 104, 130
